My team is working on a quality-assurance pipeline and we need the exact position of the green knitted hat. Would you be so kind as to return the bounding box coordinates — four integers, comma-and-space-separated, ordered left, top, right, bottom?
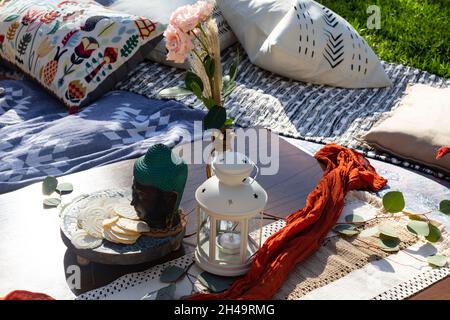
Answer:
134, 144, 188, 210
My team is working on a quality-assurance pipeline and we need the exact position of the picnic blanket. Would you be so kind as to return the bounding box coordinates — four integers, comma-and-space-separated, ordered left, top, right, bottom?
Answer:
119, 44, 450, 180
0, 79, 205, 193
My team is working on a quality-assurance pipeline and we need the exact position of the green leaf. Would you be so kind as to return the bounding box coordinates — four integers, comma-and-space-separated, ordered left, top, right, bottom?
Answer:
222, 82, 237, 100
378, 222, 399, 239
43, 197, 61, 208
333, 224, 359, 236
229, 49, 240, 83
159, 266, 185, 283
427, 254, 447, 268
156, 283, 176, 300
47, 20, 60, 35
190, 81, 203, 99
185, 71, 204, 93
382, 191, 405, 213
439, 200, 450, 215
203, 55, 215, 78
203, 106, 226, 130
378, 236, 400, 252
407, 220, 430, 236
56, 182, 73, 194
224, 117, 234, 127
359, 226, 379, 238
197, 272, 235, 293
42, 176, 58, 195
344, 214, 366, 224
157, 87, 192, 99
141, 285, 177, 300
425, 223, 441, 243
4, 14, 20, 22
201, 97, 215, 110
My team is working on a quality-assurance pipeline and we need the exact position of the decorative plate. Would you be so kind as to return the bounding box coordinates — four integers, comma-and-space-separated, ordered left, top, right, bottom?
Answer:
60, 189, 185, 265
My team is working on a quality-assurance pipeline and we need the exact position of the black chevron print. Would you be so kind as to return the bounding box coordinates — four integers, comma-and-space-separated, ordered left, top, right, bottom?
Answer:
322, 9, 338, 28
324, 29, 343, 42
323, 32, 344, 68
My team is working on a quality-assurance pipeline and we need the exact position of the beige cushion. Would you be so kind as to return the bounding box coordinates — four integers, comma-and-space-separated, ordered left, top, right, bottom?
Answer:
364, 84, 450, 175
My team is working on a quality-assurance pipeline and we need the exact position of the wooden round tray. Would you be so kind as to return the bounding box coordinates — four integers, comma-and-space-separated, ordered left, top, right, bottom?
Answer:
60, 189, 185, 265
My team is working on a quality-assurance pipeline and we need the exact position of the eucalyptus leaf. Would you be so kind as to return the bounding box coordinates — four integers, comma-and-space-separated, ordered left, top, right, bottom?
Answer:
344, 214, 366, 224
378, 237, 400, 252
425, 223, 441, 243
42, 176, 58, 195
359, 226, 379, 238
56, 182, 73, 194
407, 220, 430, 236
382, 191, 405, 213
157, 87, 192, 99
439, 200, 450, 215
43, 197, 61, 208
197, 272, 235, 293
427, 254, 448, 268
378, 222, 398, 239
156, 283, 176, 300
203, 106, 226, 130
159, 266, 185, 283
333, 224, 359, 236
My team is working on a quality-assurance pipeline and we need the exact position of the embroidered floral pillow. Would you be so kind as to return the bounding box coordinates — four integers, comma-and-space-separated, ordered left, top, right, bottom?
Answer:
0, 0, 164, 112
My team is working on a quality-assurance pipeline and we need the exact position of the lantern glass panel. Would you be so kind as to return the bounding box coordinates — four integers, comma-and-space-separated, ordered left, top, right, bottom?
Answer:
198, 208, 210, 257
211, 219, 253, 265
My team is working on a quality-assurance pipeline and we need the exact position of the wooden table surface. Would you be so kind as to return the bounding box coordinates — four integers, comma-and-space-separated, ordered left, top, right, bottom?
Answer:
0, 132, 448, 299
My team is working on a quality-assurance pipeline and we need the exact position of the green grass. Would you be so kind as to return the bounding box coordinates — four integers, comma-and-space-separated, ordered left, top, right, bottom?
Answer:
319, 0, 450, 78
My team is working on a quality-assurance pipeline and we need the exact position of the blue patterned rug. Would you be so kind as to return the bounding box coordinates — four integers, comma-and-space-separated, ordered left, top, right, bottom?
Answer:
0, 78, 204, 193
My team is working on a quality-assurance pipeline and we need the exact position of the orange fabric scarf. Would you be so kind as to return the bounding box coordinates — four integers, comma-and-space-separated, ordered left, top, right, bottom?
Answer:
188, 144, 387, 300
1, 290, 54, 300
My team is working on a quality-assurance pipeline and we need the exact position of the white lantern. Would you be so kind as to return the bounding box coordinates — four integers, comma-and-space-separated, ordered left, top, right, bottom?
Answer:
194, 151, 268, 276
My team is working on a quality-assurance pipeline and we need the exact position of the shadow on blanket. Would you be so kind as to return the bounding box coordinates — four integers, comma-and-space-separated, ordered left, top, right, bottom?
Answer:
0, 79, 205, 194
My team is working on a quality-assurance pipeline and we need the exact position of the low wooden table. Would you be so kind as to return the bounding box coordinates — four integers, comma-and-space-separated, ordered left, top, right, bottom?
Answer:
0, 132, 448, 299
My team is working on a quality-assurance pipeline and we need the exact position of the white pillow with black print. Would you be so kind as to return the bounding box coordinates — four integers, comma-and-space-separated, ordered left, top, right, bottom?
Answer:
217, 0, 391, 88
97, 0, 237, 69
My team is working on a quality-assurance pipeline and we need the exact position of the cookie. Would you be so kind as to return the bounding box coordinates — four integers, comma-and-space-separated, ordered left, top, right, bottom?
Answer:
114, 203, 140, 220
102, 198, 128, 218
71, 229, 103, 249
102, 216, 119, 228
104, 227, 140, 245
117, 218, 150, 233
110, 224, 140, 236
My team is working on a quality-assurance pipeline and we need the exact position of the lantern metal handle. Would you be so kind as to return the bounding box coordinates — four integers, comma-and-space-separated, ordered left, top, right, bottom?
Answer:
249, 162, 259, 185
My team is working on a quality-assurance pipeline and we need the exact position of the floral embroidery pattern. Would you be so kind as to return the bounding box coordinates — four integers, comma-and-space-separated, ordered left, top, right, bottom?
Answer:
0, 0, 164, 110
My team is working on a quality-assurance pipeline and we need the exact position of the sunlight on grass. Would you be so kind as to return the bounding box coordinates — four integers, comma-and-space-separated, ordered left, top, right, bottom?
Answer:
319, 0, 450, 78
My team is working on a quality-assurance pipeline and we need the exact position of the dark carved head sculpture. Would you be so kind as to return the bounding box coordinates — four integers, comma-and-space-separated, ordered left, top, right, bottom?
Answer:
131, 144, 187, 230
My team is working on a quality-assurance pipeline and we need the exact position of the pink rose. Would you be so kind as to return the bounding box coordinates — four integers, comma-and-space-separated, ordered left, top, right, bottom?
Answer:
194, 1, 214, 20
170, 4, 201, 33
164, 25, 193, 63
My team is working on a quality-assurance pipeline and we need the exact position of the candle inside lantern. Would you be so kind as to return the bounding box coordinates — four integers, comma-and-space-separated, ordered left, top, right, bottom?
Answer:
218, 233, 241, 255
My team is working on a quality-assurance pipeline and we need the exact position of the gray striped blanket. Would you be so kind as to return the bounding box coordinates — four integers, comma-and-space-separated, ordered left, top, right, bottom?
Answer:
119, 44, 450, 180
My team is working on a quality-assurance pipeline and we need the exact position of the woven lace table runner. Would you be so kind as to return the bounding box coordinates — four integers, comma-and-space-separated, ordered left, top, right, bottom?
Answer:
77, 192, 450, 300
